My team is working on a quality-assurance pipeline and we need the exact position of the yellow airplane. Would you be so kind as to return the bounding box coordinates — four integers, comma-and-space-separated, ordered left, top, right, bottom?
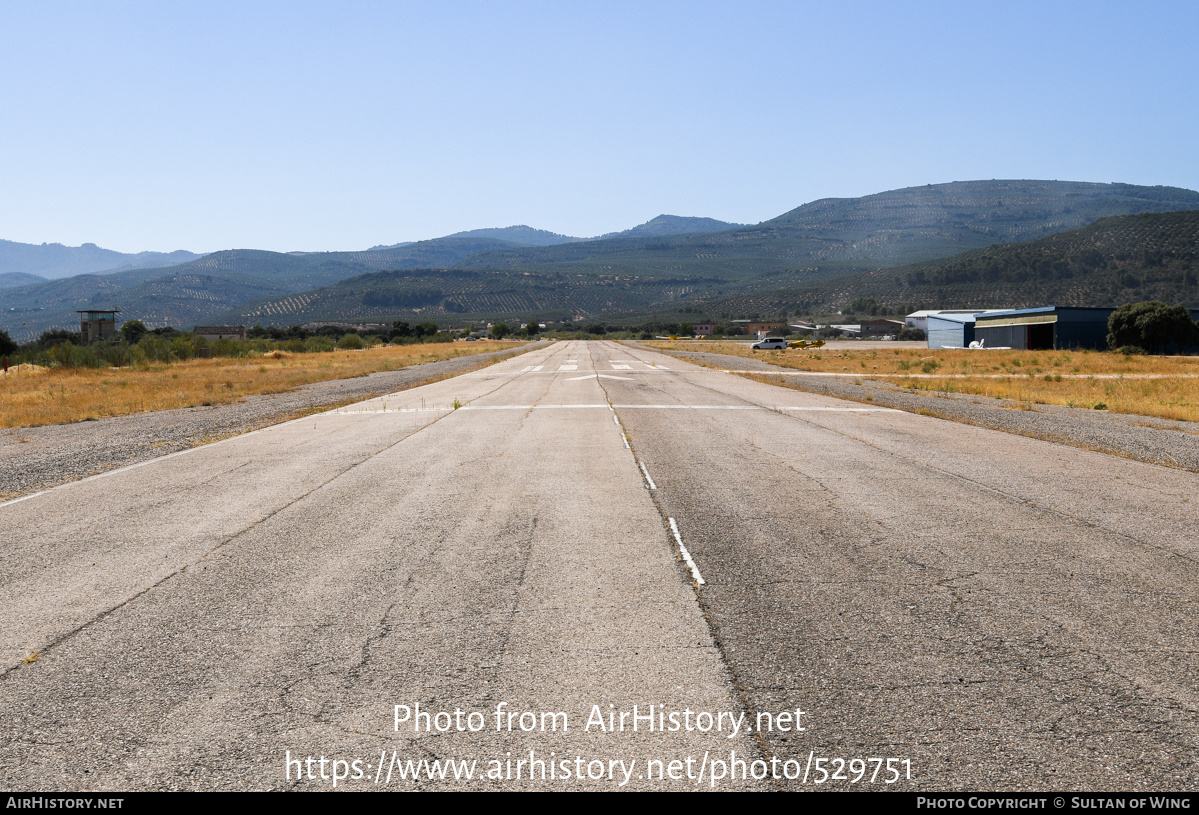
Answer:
787, 339, 825, 349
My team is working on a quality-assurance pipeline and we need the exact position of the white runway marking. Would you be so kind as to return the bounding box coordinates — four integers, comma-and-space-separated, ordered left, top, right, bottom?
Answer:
639, 462, 658, 491
669, 517, 705, 585
532, 365, 544, 372
565, 373, 634, 381
611, 364, 632, 370
558, 364, 578, 371
330, 404, 899, 414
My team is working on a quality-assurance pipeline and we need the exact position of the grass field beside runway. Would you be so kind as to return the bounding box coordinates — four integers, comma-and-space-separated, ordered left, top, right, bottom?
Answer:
0, 341, 525, 428
646, 340, 1199, 422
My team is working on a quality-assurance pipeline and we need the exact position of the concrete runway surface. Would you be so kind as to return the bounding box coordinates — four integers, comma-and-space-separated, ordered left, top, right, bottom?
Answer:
1, 340, 1196, 791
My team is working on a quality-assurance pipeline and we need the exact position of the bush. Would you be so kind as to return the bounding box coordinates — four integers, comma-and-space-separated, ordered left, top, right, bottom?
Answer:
305, 336, 336, 353
491, 323, 511, 340
338, 333, 365, 349
36, 329, 81, 349
1117, 345, 1145, 356
897, 328, 926, 341
1108, 301, 1198, 354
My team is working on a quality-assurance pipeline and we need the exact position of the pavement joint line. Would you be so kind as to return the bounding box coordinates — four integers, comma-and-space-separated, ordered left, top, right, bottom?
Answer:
327, 405, 899, 414
0, 346, 555, 511
669, 517, 706, 586
732, 374, 1199, 570
0, 408, 324, 511
0, 404, 456, 679
466, 366, 1199, 381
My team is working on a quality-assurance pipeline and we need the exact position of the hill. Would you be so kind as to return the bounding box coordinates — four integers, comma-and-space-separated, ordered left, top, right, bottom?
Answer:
10, 181, 1199, 337
373, 216, 746, 248
597, 214, 746, 239
444, 225, 581, 246
454, 181, 1199, 282
217, 267, 722, 327
0, 272, 47, 289
0, 239, 203, 280
705, 210, 1199, 318
0, 237, 526, 340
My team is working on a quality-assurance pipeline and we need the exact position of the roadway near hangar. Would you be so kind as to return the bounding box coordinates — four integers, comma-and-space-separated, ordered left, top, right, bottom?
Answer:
1, 339, 1197, 790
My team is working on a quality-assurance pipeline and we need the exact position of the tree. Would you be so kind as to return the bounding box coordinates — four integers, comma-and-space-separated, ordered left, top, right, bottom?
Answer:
37, 329, 81, 348
337, 332, 365, 349
524, 320, 539, 337
490, 323, 510, 339
1107, 301, 1198, 354
0, 329, 17, 358
678, 323, 695, 336
120, 319, 148, 344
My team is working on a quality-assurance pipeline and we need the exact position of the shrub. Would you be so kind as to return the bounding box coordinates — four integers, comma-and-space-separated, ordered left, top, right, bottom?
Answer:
305, 336, 336, 353
338, 333, 365, 350
1107, 301, 1198, 354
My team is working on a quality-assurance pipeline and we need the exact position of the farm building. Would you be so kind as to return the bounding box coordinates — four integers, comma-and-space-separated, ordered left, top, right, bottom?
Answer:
860, 318, 904, 337
972, 307, 1114, 350
194, 325, 247, 342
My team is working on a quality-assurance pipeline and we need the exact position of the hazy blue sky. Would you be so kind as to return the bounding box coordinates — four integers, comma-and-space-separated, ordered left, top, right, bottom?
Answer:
1, 1, 1196, 252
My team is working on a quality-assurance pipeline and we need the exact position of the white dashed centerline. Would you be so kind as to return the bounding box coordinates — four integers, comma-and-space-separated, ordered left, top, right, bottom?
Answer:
639, 462, 658, 491
669, 518, 705, 585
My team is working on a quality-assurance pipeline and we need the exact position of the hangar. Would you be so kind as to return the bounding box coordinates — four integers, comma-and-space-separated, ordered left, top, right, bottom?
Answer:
927, 313, 979, 349
973, 307, 1114, 350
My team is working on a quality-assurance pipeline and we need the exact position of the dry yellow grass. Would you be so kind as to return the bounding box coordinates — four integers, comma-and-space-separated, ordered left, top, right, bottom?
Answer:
646, 340, 1199, 423
0, 341, 524, 429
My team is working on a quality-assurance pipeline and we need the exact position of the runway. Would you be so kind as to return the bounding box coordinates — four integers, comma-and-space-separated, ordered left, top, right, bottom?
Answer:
2, 340, 1196, 790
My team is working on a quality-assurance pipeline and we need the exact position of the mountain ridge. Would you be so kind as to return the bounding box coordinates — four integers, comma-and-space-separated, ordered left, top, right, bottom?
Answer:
697, 209, 1199, 318
8, 180, 1199, 339
0, 239, 205, 280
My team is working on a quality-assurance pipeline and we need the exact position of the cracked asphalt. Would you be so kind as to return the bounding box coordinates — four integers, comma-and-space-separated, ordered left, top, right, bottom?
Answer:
1, 341, 1196, 790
